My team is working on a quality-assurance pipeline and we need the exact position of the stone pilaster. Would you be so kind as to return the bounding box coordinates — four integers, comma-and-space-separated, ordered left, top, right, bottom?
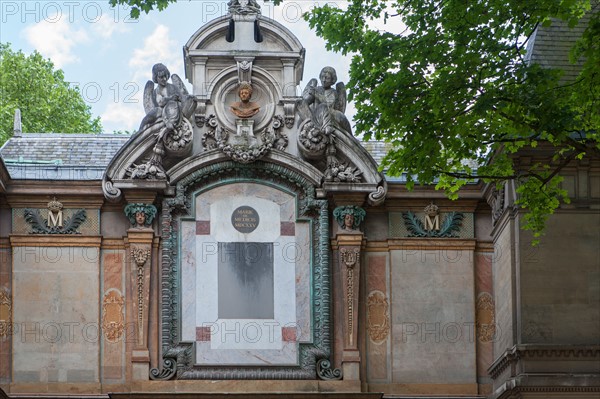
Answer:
334, 232, 364, 381
123, 203, 157, 380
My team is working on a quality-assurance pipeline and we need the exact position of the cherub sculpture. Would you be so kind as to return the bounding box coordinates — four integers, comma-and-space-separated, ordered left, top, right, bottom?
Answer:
299, 66, 351, 134
128, 64, 197, 180
139, 63, 196, 134
297, 67, 361, 182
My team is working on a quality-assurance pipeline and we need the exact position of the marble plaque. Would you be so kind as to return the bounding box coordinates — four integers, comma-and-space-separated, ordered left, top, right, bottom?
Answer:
231, 206, 260, 233
218, 242, 274, 319
181, 182, 311, 365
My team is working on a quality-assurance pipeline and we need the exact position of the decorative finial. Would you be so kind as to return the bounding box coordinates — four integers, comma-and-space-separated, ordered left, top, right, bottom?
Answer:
228, 0, 261, 15
13, 109, 22, 136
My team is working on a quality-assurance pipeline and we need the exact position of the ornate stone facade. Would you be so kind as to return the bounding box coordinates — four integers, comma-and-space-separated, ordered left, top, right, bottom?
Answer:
0, 4, 598, 399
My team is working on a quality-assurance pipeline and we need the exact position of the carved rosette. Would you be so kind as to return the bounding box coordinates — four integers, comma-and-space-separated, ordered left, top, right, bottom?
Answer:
102, 289, 125, 343
476, 292, 496, 343
367, 290, 390, 344
163, 119, 194, 156
0, 288, 12, 338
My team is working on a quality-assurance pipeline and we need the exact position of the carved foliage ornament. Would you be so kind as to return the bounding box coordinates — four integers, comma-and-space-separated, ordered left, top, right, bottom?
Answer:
333, 205, 366, 232
297, 116, 362, 183
402, 204, 464, 238
131, 246, 151, 331
24, 197, 87, 234
201, 115, 288, 163
124, 203, 157, 228
367, 290, 390, 344
341, 248, 360, 341
102, 290, 125, 342
491, 185, 505, 225
0, 288, 12, 338
476, 292, 496, 343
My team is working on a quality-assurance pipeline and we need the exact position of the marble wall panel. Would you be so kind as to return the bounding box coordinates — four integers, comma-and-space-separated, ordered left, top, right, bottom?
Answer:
493, 224, 516, 358
183, 183, 308, 366
365, 254, 390, 383
390, 248, 476, 384
519, 213, 600, 345
101, 250, 125, 383
474, 253, 494, 383
0, 246, 11, 383
12, 246, 100, 383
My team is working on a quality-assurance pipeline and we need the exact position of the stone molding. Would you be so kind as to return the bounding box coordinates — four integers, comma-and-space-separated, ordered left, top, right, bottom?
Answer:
362, 238, 477, 251
488, 344, 600, 380
9, 235, 102, 247
153, 161, 336, 380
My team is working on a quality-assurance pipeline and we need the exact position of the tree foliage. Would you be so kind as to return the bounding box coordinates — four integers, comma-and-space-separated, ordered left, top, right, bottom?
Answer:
303, 0, 599, 240
110, 0, 600, 240
0, 43, 102, 145
109, 0, 177, 18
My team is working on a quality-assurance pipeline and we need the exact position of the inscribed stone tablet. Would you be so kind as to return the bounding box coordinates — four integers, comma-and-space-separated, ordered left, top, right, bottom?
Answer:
231, 206, 260, 233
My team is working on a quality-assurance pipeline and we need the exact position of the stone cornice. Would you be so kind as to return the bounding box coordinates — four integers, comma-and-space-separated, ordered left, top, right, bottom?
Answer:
9, 235, 102, 247
5, 190, 105, 208
475, 241, 494, 253
101, 238, 126, 250
489, 344, 600, 380
382, 197, 481, 212
364, 238, 477, 251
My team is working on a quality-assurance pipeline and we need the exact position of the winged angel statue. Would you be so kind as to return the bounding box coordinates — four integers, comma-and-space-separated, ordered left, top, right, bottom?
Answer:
129, 63, 197, 179
297, 66, 361, 182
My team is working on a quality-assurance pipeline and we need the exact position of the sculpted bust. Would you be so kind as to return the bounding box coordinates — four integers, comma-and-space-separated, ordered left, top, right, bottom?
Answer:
230, 82, 260, 118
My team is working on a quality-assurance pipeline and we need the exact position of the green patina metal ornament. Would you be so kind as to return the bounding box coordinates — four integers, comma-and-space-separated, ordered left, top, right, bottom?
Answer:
333, 205, 366, 231
402, 210, 464, 238
124, 203, 158, 228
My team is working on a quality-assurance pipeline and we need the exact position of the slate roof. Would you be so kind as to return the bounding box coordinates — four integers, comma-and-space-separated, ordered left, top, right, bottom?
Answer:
525, 7, 596, 82
0, 133, 131, 180
1, 9, 593, 182
0, 132, 390, 180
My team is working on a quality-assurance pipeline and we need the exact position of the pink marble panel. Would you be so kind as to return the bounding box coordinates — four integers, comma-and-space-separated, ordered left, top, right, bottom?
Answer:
196, 326, 211, 342
280, 222, 295, 236
282, 326, 297, 342
196, 221, 210, 235
367, 255, 387, 293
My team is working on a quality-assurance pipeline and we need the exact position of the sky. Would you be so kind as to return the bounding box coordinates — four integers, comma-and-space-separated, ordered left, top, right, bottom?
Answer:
0, 0, 356, 133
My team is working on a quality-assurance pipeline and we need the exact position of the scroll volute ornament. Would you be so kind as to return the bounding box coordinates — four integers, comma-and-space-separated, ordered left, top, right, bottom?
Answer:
102, 289, 125, 342
0, 288, 12, 338
476, 292, 496, 342
367, 290, 390, 344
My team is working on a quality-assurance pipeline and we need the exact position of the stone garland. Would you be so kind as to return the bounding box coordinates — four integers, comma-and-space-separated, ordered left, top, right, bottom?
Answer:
131, 246, 151, 334
151, 161, 338, 380
340, 248, 359, 346
201, 115, 289, 164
